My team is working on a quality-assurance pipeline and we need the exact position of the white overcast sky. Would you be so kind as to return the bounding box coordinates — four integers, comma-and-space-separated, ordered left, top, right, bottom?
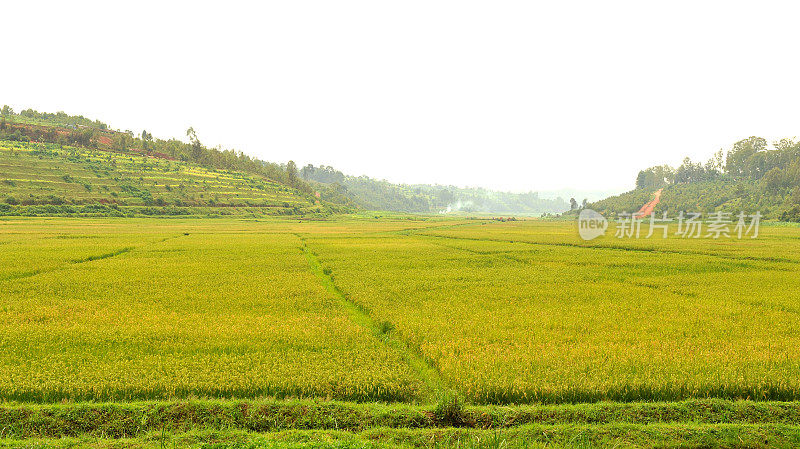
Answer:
3, 1, 799, 194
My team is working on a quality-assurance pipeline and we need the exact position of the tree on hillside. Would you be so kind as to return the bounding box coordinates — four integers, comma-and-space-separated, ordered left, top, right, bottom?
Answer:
301, 164, 314, 180
300, 165, 346, 184
141, 130, 153, 152
1, 105, 13, 116
113, 133, 130, 152
287, 160, 299, 186
726, 136, 768, 179
674, 157, 706, 184
635, 171, 647, 190
570, 198, 578, 210
636, 165, 674, 190
708, 149, 724, 174
186, 127, 203, 162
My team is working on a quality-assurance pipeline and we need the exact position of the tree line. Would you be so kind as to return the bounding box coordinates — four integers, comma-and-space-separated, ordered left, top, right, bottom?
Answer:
595, 136, 800, 221
1, 105, 316, 197
634, 136, 800, 190
300, 164, 569, 214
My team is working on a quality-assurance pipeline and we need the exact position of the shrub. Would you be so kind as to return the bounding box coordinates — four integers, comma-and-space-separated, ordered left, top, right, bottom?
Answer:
434, 392, 466, 427
378, 321, 395, 334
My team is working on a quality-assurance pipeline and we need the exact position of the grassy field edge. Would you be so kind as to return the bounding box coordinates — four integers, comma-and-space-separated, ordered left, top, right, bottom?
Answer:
3, 398, 800, 439
3, 423, 800, 448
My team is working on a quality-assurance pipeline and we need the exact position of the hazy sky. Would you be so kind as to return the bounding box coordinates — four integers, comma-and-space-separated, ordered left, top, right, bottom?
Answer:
3, 1, 799, 193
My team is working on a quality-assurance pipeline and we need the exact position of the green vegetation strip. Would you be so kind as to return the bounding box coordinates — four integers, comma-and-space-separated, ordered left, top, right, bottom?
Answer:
5, 425, 800, 448
298, 235, 448, 402
1, 246, 136, 281
3, 399, 800, 439
0, 233, 185, 282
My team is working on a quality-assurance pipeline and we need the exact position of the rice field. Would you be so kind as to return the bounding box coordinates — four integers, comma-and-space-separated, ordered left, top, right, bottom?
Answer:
0, 218, 425, 402
309, 220, 800, 403
1, 216, 799, 406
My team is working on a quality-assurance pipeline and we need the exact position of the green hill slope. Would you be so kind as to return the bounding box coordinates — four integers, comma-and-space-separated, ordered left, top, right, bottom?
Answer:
588, 136, 800, 221
0, 105, 569, 217
0, 107, 354, 217
0, 140, 336, 217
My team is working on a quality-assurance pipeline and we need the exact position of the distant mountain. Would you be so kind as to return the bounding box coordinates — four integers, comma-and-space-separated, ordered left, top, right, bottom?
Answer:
299, 164, 569, 215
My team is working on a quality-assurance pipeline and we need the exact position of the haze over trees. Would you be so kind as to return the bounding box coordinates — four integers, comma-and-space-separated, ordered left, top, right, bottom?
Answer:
300, 164, 569, 215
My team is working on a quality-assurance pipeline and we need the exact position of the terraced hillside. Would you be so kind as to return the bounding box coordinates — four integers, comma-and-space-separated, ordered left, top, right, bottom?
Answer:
0, 140, 337, 217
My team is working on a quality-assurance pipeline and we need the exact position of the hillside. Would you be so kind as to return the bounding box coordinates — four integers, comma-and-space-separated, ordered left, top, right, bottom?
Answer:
0, 106, 569, 217
0, 140, 339, 217
0, 108, 355, 217
300, 164, 569, 215
588, 136, 800, 221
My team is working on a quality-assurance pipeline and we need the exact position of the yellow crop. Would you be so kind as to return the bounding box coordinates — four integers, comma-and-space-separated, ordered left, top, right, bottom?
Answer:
2, 217, 799, 404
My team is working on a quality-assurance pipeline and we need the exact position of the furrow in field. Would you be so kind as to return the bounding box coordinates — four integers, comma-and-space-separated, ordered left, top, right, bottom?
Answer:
420, 232, 798, 309
296, 233, 449, 401
414, 230, 798, 264
390, 221, 483, 236
0, 233, 187, 282
421, 237, 706, 298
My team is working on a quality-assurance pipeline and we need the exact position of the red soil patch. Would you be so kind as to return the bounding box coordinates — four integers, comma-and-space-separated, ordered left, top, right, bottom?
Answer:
634, 189, 662, 219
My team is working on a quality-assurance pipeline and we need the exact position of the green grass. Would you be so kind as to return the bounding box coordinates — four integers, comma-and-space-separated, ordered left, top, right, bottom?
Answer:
6, 397, 800, 438
2, 423, 800, 448
3, 398, 800, 448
